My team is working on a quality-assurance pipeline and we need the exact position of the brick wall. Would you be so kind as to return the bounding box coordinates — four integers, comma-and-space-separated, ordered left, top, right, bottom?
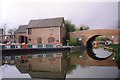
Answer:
27, 27, 60, 44
15, 33, 26, 43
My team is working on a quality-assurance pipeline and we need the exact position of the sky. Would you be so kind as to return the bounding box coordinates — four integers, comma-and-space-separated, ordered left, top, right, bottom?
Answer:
0, 0, 119, 30
118, 2, 120, 28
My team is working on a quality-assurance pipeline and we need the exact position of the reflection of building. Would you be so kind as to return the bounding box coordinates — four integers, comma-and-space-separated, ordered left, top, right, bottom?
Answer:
15, 17, 66, 44
13, 53, 67, 79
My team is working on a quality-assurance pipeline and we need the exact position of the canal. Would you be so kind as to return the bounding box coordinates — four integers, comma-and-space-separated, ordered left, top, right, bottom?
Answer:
1, 47, 119, 79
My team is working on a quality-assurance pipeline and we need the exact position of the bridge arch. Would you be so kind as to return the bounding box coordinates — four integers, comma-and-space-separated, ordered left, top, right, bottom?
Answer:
86, 35, 101, 48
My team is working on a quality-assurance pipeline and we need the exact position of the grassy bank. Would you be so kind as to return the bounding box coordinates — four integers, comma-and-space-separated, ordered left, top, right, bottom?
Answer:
107, 44, 120, 69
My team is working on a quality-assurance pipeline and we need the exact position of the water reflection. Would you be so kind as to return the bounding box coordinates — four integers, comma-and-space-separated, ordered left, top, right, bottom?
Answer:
66, 65, 118, 78
93, 48, 113, 58
2, 48, 119, 79
86, 48, 113, 60
3, 52, 67, 79
66, 48, 118, 79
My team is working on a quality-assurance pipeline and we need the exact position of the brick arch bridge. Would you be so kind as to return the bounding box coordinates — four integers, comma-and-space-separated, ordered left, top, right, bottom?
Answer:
70, 29, 119, 47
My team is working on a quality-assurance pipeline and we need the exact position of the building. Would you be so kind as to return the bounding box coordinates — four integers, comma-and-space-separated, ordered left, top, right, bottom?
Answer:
3, 34, 16, 44
15, 17, 66, 44
15, 25, 28, 44
0, 28, 17, 44
0, 29, 3, 43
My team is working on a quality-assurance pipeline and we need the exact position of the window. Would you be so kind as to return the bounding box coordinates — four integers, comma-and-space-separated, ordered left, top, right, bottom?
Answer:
28, 29, 32, 35
48, 37, 55, 43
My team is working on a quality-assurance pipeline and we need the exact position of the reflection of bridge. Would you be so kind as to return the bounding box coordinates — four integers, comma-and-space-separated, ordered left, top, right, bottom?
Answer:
70, 49, 117, 66
70, 29, 119, 47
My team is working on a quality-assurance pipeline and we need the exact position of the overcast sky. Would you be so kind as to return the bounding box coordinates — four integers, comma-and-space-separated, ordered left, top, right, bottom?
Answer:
0, 0, 119, 29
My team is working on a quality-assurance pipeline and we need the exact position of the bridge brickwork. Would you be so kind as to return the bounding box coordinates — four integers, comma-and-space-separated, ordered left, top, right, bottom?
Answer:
70, 29, 119, 46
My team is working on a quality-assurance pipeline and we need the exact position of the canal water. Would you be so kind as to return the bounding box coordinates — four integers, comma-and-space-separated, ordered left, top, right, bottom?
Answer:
1, 47, 119, 79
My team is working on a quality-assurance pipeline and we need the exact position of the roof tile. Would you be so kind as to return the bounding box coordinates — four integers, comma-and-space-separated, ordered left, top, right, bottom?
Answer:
27, 17, 64, 28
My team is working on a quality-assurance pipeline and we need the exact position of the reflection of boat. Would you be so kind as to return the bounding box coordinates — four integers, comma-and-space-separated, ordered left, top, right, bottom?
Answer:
3, 53, 64, 61
2, 47, 70, 56
2, 53, 65, 65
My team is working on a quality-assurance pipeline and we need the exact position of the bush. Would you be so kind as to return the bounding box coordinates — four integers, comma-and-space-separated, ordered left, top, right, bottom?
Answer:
68, 38, 83, 46
108, 44, 120, 69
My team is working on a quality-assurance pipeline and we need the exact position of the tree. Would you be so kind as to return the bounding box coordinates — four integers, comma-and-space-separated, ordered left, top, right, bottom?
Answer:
63, 20, 76, 45
80, 27, 83, 31
8, 28, 16, 35
65, 20, 76, 32
79, 24, 89, 31
7, 28, 17, 43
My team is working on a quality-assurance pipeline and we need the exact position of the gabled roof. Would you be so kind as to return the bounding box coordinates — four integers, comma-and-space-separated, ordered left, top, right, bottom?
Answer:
15, 25, 28, 33
27, 17, 64, 28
